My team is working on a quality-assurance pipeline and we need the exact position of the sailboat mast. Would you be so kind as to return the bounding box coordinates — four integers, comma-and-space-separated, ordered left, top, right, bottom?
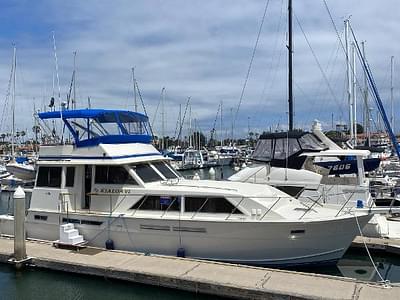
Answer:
230, 107, 233, 144
352, 42, 357, 146
288, 0, 294, 131
220, 100, 223, 147
11, 46, 16, 158
52, 32, 61, 106
161, 87, 165, 150
132, 67, 137, 112
73, 51, 77, 110
361, 41, 370, 146
189, 104, 192, 148
345, 19, 354, 145
391, 56, 394, 132
178, 103, 182, 148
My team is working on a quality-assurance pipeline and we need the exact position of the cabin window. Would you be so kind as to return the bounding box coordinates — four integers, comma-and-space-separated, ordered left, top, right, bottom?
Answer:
298, 134, 325, 151
62, 218, 80, 224
61, 218, 103, 226
131, 164, 163, 183
152, 161, 178, 179
274, 139, 286, 159
34, 215, 48, 221
130, 195, 180, 211
184, 197, 242, 214
95, 166, 137, 185
252, 139, 273, 161
287, 139, 301, 156
66, 167, 75, 187
36, 166, 62, 188
81, 220, 103, 226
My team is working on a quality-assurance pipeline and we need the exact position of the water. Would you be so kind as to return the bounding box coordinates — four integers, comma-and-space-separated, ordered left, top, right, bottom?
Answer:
295, 249, 400, 282
0, 263, 220, 300
0, 166, 399, 299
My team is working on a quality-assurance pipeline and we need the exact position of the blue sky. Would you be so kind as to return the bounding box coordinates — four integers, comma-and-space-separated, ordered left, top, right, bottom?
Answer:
0, 0, 399, 139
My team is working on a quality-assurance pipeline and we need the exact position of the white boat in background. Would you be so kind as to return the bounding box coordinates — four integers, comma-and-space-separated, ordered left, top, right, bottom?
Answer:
229, 121, 400, 239
3, 46, 37, 182
174, 148, 204, 170
0, 109, 382, 266
6, 161, 36, 180
0, 164, 10, 179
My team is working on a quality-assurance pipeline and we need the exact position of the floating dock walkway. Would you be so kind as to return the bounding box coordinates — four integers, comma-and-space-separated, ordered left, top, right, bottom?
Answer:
0, 237, 399, 299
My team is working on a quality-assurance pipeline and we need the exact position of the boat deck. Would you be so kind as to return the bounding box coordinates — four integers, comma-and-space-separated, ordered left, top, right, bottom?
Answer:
0, 236, 399, 299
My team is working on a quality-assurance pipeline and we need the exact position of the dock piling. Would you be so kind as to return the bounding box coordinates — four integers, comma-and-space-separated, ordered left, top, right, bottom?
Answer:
13, 186, 26, 267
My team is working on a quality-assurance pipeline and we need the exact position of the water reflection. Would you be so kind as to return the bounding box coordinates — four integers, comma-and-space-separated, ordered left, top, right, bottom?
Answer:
288, 249, 400, 283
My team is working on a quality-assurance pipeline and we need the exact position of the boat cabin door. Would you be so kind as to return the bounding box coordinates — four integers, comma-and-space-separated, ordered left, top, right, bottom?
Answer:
84, 165, 92, 209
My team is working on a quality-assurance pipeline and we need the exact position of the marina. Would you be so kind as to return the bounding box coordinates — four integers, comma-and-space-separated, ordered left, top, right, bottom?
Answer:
1, 1, 400, 299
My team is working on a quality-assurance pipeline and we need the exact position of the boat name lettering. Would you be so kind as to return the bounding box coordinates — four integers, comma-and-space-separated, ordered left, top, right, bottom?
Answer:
94, 188, 131, 194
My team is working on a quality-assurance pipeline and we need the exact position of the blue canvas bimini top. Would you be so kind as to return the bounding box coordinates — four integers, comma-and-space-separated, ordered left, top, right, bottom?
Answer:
38, 109, 152, 147
38, 109, 148, 122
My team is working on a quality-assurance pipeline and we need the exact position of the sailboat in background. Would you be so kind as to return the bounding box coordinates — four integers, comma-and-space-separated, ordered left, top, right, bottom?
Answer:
5, 46, 36, 182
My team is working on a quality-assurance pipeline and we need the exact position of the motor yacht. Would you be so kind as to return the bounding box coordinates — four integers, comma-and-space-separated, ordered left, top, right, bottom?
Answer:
0, 109, 377, 266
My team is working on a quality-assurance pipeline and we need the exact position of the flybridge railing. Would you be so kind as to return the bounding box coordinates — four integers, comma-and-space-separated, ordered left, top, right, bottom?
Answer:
56, 190, 373, 222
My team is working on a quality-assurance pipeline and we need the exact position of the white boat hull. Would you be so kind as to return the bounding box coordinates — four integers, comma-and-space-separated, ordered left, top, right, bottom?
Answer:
6, 164, 36, 180
0, 211, 372, 266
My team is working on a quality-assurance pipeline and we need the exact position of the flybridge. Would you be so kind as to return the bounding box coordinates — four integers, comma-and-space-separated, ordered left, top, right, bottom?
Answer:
38, 109, 152, 147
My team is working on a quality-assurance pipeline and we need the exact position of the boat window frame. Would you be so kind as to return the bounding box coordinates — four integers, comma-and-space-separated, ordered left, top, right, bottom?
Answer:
36, 166, 62, 188
130, 163, 164, 183
130, 195, 181, 212
151, 161, 180, 179
184, 196, 243, 215
94, 165, 138, 185
65, 167, 75, 187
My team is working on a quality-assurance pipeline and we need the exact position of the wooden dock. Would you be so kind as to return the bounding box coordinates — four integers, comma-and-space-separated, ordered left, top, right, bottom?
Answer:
0, 237, 399, 299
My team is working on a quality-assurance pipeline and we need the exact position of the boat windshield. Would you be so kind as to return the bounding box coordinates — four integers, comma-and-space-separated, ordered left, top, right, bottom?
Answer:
252, 139, 273, 162
131, 163, 163, 183
298, 134, 325, 151
152, 161, 179, 179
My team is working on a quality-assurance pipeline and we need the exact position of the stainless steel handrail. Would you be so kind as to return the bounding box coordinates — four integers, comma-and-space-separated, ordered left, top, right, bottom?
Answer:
260, 197, 281, 220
